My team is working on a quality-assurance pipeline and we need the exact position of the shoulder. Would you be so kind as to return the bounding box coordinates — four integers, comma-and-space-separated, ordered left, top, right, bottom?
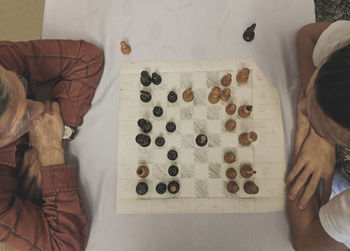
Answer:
313, 21, 350, 67
319, 189, 350, 248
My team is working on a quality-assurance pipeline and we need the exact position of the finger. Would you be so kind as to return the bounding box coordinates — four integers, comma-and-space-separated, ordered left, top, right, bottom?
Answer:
298, 172, 321, 210
51, 102, 61, 114
44, 101, 51, 113
321, 174, 334, 205
286, 154, 306, 185
288, 166, 311, 200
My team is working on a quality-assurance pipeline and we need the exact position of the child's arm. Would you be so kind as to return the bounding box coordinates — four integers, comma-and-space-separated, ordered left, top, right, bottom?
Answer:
297, 22, 331, 94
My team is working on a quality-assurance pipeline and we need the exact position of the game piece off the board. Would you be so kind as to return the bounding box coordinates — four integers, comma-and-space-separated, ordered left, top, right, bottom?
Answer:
236, 68, 250, 84
224, 152, 236, 163
182, 88, 194, 102
226, 181, 239, 193
136, 165, 149, 178
243, 23, 256, 42
240, 164, 256, 178
120, 41, 131, 55
140, 71, 152, 86
136, 182, 148, 195
221, 88, 230, 101
140, 90, 152, 103
238, 105, 253, 118
225, 104, 236, 115
168, 181, 180, 194
221, 74, 232, 86
239, 132, 258, 146
226, 168, 237, 179
244, 181, 259, 194
196, 134, 208, 147
225, 119, 236, 132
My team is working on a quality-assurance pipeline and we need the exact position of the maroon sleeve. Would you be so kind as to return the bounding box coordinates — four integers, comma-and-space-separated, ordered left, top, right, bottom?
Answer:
0, 40, 105, 127
0, 164, 88, 251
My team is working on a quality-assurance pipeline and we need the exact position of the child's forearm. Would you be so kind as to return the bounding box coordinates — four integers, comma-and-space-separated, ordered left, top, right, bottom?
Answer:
296, 22, 332, 94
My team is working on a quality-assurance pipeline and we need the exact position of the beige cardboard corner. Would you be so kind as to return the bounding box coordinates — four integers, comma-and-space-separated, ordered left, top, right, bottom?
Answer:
0, 0, 45, 41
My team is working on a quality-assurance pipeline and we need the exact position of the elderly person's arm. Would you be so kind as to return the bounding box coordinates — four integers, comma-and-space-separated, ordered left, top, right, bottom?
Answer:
0, 39, 104, 127
0, 102, 89, 251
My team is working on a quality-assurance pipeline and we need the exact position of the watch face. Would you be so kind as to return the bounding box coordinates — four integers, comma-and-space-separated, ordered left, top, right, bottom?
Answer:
63, 125, 73, 140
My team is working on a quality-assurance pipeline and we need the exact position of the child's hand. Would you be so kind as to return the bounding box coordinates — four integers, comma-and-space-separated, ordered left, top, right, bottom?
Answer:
286, 127, 335, 209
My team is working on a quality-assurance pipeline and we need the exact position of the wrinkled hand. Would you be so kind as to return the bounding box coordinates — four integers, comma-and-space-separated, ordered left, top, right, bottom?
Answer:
29, 102, 64, 166
21, 148, 42, 203
286, 127, 335, 209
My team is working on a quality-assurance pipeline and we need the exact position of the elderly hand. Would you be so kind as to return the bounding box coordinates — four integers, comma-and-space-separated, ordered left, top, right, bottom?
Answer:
29, 101, 64, 166
286, 127, 335, 209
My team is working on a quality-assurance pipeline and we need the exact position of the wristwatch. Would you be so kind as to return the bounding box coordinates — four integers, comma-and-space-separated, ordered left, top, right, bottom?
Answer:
63, 125, 78, 141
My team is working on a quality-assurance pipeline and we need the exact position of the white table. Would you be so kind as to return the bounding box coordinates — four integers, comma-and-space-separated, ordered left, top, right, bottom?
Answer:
42, 0, 315, 250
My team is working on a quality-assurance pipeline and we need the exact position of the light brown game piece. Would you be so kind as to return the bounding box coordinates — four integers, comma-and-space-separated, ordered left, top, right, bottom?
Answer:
225, 104, 236, 115
240, 164, 256, 178
236, 68, 250, 84
136, 165, 149, 178
226, 168, 237, 179
243, 181, 259, 194
224, 152, 236, 163
239, 132, 258, 146
227, 181, 239, 193
221, 74, 232, 86
221, 88, 231, 101
238, 105, 253, 118
211, 86, 222, 98
182, 88, 194, 102
225, 119, 236, 132
208, 92, 220, 104
120, 41, 131, 55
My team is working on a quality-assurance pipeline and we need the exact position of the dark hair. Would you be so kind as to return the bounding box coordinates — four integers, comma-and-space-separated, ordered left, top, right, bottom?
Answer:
0, 77, 9, 116
314, 43, 350, 129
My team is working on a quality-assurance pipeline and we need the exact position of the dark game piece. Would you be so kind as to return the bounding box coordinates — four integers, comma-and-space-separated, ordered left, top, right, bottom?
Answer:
151, 72, 162, 85
166, 122, 176, 133
196, 134, 208, 147
140, 71, 152, 86
156, 183, 167, 194
140, 91, 152, 103
243, 23, 256, 42
155, 137, 165, 147
135, 134, 151, 147
136, 182, 148, 195
153, 106, 163, 117
168, 165, 179, 177
167, 91, 178, 103
137, 119, 152, 133
167, 150, 178, 160
168, 181, 180, 194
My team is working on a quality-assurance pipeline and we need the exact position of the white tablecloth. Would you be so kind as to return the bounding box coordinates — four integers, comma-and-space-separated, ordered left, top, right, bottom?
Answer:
42, 0, 315, 250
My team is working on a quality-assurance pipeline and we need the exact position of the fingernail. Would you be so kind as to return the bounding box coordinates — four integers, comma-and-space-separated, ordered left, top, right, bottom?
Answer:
299, 204, 305, 210
289, 194, 296, 200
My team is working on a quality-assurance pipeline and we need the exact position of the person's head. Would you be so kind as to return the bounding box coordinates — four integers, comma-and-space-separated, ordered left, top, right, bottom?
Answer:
306, 43, 350, 146
0, 65, 44, 148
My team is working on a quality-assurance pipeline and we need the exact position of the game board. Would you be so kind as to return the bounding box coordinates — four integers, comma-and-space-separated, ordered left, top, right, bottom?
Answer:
117, 58, 286, 214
